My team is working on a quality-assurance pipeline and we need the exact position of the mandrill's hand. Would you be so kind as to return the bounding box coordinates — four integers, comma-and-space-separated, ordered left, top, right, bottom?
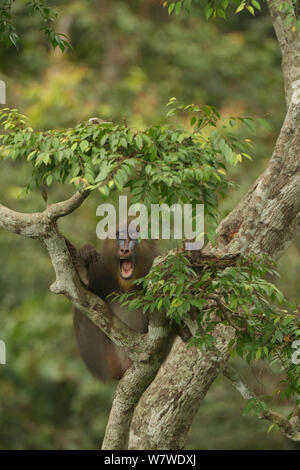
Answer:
65, 238, 98, 288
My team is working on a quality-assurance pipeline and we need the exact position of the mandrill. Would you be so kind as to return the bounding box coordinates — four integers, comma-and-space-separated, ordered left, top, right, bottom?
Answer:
66, 222, 158, 381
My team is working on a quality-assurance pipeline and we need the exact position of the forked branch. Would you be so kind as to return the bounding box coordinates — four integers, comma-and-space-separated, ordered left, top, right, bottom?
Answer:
0, 192, 166, 362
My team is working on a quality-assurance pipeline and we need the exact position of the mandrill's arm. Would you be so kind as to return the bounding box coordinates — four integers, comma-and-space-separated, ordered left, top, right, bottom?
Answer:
64, 238, 101, 288
65, 238, 132, 381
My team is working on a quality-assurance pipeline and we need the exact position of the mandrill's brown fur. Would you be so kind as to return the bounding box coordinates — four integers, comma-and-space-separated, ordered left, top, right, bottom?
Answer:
66, 230, 158, 381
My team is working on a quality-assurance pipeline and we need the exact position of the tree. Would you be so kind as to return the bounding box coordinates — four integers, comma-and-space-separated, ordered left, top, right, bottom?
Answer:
0, 0, 299, 450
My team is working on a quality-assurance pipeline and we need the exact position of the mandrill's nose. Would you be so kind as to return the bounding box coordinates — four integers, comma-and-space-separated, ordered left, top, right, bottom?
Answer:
119, 247, 130, 257
119, 238, 132, 258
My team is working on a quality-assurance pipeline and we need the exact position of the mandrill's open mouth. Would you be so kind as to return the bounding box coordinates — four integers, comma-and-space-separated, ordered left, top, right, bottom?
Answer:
119, 258, 134, 280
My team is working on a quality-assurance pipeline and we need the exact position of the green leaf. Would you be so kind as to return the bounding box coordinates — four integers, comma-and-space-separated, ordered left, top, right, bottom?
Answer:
46, 174, 53, 186
267, 423, 279, 434
235, 2, 245, 13
205, 6, 214, 19
168, 2, 175, 14
251, 0, 261, 11
256, 347, 262, 360
217, 9, 226, 19
79, 140, 89, 152
135, 134, 143, 149
175, 2, 182, 15
120, 137, 128, 149
36, 152, 50, 165
27, 150, 37, 161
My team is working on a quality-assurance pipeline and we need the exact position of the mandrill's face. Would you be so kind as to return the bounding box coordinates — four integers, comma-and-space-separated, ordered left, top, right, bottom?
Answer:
101, 222, 158, 292
116, 226, 140, 281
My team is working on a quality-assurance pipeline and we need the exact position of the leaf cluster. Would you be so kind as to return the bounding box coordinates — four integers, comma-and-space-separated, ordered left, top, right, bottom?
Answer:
0, 0, 71, 50
0, 105, 252, 227
163, 0, 300, 32
118, 252, 300, 398
163, 0, 262, 20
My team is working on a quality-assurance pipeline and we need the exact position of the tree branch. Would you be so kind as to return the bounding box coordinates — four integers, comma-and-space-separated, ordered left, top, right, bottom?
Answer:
207, 294, 247, 332
0, 194, 167, 363
129, 324, 235, 449
211, 111, 300, 260
102, 361, 164, 449
46, 189, 90, 220
267, 0, 300, 106
0, 203, 47, 238
102, 282, 172, 449
0, 189, 90, 236
223, 366, 300, 442
43, 223, 169, 362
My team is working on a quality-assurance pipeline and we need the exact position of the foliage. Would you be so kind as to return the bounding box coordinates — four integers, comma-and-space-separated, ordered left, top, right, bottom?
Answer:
164, 0, 300, 32
0, 105, 252, 230
163, 0, 261, 19
2, 0, 300, 52
0, 0, 71, 50
118, 252, 300, 398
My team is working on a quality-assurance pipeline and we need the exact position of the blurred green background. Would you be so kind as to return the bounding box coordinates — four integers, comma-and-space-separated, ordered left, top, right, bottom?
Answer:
0, 0, 299, 450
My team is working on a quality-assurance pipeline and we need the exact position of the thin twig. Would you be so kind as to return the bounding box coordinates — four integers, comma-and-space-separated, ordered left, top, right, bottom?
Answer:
207, 294, 247, 332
